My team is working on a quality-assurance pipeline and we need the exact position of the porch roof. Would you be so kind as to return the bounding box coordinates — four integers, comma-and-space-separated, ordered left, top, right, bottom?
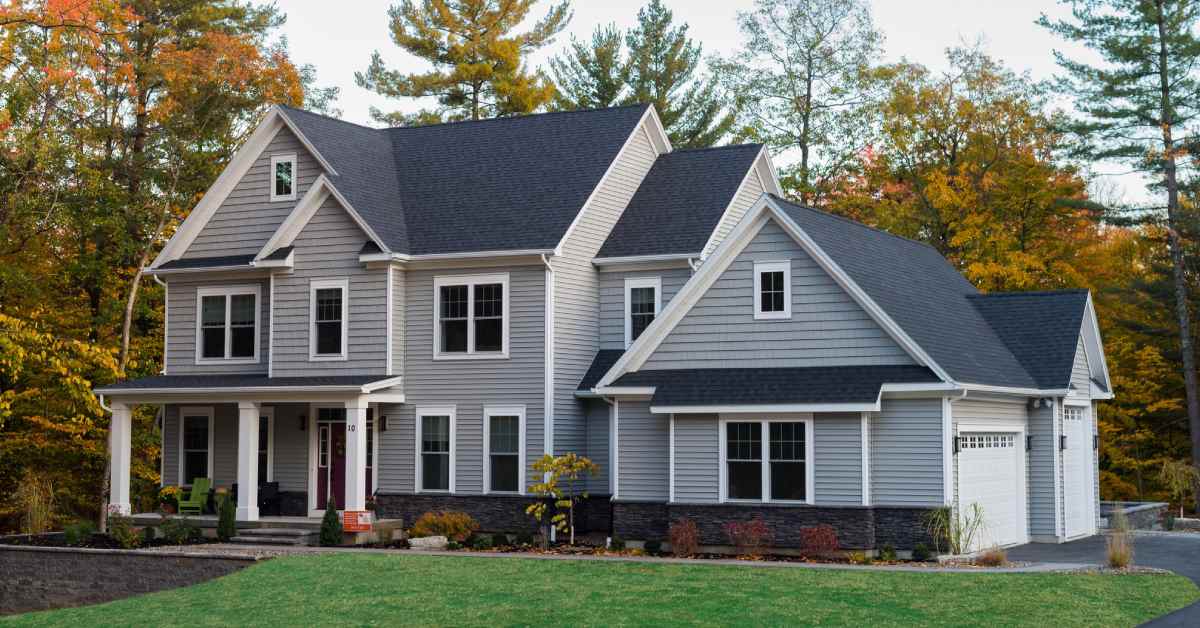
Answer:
95, 374, 401, 395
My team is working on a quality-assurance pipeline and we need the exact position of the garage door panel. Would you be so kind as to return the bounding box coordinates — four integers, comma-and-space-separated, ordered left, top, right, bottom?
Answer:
958, 432, 1025, 551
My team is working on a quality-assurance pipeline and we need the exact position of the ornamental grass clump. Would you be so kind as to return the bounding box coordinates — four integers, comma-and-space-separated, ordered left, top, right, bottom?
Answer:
1107, 510, 1134, 569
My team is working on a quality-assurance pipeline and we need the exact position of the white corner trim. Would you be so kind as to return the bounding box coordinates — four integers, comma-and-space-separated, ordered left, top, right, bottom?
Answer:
255, 176, 388, 261
193, 284, 262, 365
385, 265, 394, 376
543, 258, 555, 458
415, 406, 457, 494
483, 405, 527, 495
177, 406, 215, 486
269, 153, 298, 202
267, 275, 274, 377
309, 278, 349, 361
432, 273, 511, 360
668, 413, 676, 503
753, 260, 791, 320
611, 399, 620, 499
861, 412, 871, 505
942, 396, 956, 506
624, 276, 661, 349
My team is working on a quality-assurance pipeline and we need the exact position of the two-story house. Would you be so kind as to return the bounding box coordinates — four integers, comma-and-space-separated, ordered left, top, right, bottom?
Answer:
97, 103, 1111, 552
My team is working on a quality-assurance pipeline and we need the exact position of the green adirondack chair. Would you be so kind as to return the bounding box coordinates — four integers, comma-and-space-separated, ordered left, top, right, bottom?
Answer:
177, 478, 211, 515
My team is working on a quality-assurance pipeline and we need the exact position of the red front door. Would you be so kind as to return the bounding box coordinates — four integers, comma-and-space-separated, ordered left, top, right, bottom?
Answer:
316, 417, 374, 511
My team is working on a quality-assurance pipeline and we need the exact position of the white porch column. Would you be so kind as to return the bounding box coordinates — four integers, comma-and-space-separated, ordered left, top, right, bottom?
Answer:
236, 401, 261, 521
108, 402, 132, 515
344, 397, 368, 511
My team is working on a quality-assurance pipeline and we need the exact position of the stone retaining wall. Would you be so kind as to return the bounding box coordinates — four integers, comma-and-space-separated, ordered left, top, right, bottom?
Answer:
0, 545, 256, 616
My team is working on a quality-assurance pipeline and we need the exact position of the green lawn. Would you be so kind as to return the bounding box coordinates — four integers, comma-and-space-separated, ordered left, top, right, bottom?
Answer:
4, 553, 1197, 627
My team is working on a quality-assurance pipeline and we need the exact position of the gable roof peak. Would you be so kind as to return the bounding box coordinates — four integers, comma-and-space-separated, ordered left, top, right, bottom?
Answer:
769, 194, 944, 256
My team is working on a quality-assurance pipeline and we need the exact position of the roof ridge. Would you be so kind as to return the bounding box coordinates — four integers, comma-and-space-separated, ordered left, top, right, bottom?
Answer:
771, 194, 942, 254
277, 105, 383, 133
967, 289, 1090, 299
385, 103, 651, 132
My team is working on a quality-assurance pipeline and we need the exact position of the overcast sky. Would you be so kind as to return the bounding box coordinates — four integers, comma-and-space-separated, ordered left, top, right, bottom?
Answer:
273, 0, 1148, 204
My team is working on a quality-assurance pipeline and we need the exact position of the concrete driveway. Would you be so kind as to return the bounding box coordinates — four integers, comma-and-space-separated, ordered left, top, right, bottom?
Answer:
1008, 533, 1200, 627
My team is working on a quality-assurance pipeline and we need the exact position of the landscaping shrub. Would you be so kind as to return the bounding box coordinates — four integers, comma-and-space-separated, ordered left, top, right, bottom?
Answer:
879, 543, 897, 561
644, 540, 662, 554
142, 525, 157, 545
107, 512, 140, 549
217, 495, 236, 542
14, 470, 56, 534
158, 485, 182, 512
847, 551, 872, 565
491, 533, 509, 548
63, 520, 97, 546
723, 518, 773, 558
410, 511, 480, 543
798, 524, 839, 557
471, 535, 493, 550
912, 543, 932, 561
974, 546, 1007, 567
320, 498, 342, 546
609, 536, 626, 551
1107, 509, 1134, 569
1164, 512, 1176, 531
668, 518, 700, 557
515, 531, 535, 547
161, 517, 201, 545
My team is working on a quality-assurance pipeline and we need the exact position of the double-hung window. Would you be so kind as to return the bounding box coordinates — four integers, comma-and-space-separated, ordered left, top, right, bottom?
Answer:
310, 279, 348, 360
624, 277, 660, 348
434, 274, 509, 358
485, 407, 524, 494
195, 286, 260, 363
753, 261, 791, 319
270, 154, 297, 202
417, 408, 455, 492
179, 407, 214, 485
722, 418, 812, 503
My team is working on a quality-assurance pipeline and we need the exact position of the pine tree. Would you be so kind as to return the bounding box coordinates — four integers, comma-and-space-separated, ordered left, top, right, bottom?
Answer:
1041, 0, 1200, 506
622, 0, 733, 148
320, 497, 343, 546
549, 24, 627, 110
356, 0, 571, 125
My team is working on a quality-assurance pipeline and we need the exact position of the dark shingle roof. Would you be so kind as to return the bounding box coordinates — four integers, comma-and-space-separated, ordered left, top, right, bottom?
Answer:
261, 245, 293, 261
612, 365, 941, 406
968, 290, 1089, 389
279, 104, 651, 256
775, 197, 1087, 389
577, 350, 625, 390
96, 374, 392, 393
596, 144, 763, 258
158, 254, 254, 270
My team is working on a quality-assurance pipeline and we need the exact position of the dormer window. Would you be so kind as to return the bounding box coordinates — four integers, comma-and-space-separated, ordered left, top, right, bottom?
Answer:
754, 260, 791, 320
270, 154, 297, 202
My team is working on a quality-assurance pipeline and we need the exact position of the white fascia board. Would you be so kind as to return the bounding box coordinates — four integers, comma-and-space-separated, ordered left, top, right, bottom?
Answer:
592, 253, 698, 267
250, 249, 294, 269
758, 148, 784, 197
361, 376, 404, 393
142, 265, 268, 277
1082, 293, 1113, 394
957, 382, 1070, 397
553, 106, 667, 257
255, 176, 388, 261
879, 382, 961, 394
593, 386, 656, 398
653, 402, 880, 414
363, 248, 556, 264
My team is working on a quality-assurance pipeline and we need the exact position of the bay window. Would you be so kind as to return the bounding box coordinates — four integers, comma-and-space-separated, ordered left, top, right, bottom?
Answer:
195, 285, 260, 363
722, 418, 812, 503
434, 274, 509, 358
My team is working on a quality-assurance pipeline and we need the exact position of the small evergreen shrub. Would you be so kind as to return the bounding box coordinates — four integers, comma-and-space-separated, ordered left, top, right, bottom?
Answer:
724, 518, 772, 558
515, 531, 535, 547
217, 495, 237, 542
63, 520, 97, 546
798, 524, 839, 557
142, 525, 157, 546
161, 517, 201, 545
668, 518, 700, 557
320, 498, 343, 546
644, 540, 662, 554
879, 543, 898, 561
471, 535, 493, 550
107, 513, 140, 549
410, 511, 480, 543
491, 533, 509, 548
912, 543, 932, 562
609, 536, 626, 551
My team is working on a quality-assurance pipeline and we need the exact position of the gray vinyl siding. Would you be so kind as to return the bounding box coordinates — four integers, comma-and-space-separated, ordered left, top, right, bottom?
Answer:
162, 405, 179, 486
1028, 401, 1057, 538
212, 405, 239, 486
814, 413, 863, 505
870, 398, 944, 506
642, 218, 917, 369
270, 403, 308, 493
672, 414, 719, 503
164, 276, 269, 375
703, 162, 766, 257
271, 197, 388, 377
1071, 335, 1090, 393
598, 267, 692, 350
183, 127, 322, 259
377, 265, 545, 494
616, 399, 668, 501
163, 403, 307, 492
553, 124, 659, 456
585, 400, 612, 494
953, 398, 1028, 425
391, 268, 405, 377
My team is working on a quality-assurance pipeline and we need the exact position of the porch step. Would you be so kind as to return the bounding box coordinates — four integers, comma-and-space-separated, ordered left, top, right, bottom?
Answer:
238, 527, 316, 537
229, 527, 317, 546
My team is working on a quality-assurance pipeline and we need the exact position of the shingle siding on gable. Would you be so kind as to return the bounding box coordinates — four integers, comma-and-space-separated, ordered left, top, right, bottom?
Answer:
641, 218, 916, 370
703, 165, 765, 258
553, 126, 660, 456
271, 197, 388, 377
598, 267, 692, 350
183, 127, 321, 259
164, 275, 269, 375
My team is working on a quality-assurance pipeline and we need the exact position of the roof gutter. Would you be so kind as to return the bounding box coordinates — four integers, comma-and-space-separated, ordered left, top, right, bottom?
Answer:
592, 253, 699, 267
361, 248, 555, 264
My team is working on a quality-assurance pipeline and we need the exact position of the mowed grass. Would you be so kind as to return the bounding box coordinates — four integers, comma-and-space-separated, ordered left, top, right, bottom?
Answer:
4, 553, 1197, 627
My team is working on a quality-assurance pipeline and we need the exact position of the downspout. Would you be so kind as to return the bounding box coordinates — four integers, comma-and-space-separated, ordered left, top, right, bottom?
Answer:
687, 257, 700, 273
540, 254, 555, 462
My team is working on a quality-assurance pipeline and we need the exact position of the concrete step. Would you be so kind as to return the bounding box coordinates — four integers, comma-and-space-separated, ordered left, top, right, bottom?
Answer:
229, 534, 315, 546
238, 527, 316, 538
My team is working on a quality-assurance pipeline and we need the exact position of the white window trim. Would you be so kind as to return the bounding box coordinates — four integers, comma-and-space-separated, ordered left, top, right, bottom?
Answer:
309, 278, 349, 361
483, 405, 526, 495
269, 153, 298, 202
624, 276, 661, 349
177, 406, 215, 486
753, 260, 792, 320
433, 273, 510, 360
717, 414, 814, 505
193, 285, 261, 364
416, 406, 457, 493
259, 407, 275, 483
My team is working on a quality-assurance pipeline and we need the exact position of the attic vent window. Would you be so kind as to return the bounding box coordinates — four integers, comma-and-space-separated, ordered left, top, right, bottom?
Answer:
270, 154, 297, 202
753, 260, 791, 320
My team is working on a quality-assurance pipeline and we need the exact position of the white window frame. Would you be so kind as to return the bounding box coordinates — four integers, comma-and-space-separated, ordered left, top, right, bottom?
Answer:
194, 285, 261, 364
483, 405, 526, 495
717, 415, 814, 505
624, 276, 661, 349
177, 406, 215, 486
433, 273, 510, 360
269, 153, 298, 202
258, 407, 275, 483
309, 278, 349, 361
753, 260, 792, 320
415, 406, 457, 493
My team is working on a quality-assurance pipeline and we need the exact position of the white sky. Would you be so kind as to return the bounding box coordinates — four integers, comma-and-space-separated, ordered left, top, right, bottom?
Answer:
274, 0, 1150, 205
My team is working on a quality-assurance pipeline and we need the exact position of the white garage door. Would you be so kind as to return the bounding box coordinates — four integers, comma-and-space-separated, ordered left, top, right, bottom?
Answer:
958, 432, 1026, 550
1063, 404, 1096, 538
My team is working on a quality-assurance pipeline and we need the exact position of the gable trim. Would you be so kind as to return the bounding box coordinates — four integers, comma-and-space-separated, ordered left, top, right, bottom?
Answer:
254, 175, 388, 261
699, 147, 784, 259
596, 196, 954, 388
1081, 293, 1113, 398
151, 106, 337, 268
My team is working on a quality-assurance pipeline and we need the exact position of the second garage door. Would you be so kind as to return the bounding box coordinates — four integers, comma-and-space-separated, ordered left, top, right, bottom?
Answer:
958, 432, 1026, 550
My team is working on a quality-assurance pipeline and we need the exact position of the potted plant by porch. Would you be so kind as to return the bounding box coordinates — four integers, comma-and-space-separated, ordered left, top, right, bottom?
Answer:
159, 485, 182, 514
